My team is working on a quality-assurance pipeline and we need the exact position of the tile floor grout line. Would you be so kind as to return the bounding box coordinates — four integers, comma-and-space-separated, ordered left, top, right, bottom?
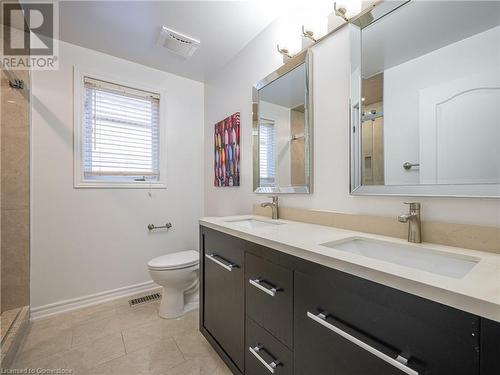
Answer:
162, 358, 189, 375
67, 307, 118, 332
172, 335, 187, 362
10, 305, 216, 374
120, 331, 127, 354
77, 348, 129, 375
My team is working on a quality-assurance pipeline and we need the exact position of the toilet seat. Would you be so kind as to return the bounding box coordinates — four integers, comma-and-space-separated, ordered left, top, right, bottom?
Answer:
148, 250, 199, 271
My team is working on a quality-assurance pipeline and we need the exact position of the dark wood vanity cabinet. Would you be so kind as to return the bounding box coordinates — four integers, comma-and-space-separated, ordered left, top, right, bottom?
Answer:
246, 317, 293, 375
245, 252, 294, 348
200, 228, 245, 373
200, 226, 499, 375
480, 318, 500, 375
294, 270, 480, 375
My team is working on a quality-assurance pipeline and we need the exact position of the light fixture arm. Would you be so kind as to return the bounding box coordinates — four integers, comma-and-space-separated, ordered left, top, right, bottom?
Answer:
301, 25, 317, 43
334, 1, 349, 21
276, 44, 292, 59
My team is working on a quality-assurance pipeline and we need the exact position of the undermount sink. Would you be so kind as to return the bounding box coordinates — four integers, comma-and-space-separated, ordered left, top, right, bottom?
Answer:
321, 237, 479, 278
225, 218, 284, 229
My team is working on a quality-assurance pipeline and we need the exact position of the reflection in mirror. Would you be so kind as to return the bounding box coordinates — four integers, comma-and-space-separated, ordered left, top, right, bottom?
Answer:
361, 73, 384, 185
253, 51, 312, 194
259, 64, 306, 188
351, 1, 500, 197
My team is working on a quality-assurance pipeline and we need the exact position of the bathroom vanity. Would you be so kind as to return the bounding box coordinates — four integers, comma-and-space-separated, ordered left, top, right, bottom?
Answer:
199, 217, 500, 375
199, 0, 500, 372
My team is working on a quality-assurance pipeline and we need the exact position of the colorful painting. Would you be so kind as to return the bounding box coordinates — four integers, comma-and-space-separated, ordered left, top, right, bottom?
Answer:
214, 112, 240, 187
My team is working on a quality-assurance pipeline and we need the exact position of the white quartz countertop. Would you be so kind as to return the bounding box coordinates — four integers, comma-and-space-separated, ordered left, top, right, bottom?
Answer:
199, 215, 500, 323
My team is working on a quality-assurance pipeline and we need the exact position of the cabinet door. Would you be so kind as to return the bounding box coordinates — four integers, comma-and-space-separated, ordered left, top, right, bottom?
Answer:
202, 229, 245, 372
246, 317, 293, 375
294, 270, 480, 375
480, 318, 500, 375
246, 253, 293, 348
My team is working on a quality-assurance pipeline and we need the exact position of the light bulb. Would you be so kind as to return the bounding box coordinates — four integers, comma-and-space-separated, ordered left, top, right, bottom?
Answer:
276, 15, 302, 56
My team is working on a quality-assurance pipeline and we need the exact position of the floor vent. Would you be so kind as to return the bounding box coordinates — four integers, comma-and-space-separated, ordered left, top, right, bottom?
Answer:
129, 292, 161, 307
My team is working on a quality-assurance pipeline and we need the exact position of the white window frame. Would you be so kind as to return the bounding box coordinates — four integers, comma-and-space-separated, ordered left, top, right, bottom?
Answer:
73, 66, 167, 188
259, 118, 276, 187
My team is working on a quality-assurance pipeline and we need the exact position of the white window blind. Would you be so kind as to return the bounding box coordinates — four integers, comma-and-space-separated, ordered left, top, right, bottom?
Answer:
82, 77, 160, 182
259, 119, 276, 186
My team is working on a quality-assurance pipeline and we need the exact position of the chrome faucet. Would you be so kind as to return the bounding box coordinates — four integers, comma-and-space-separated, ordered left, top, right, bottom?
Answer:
261, 196, 279, 220
398, 202, 422, 243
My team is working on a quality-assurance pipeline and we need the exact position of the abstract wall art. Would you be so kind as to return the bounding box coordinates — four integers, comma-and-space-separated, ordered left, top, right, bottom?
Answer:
214, 112, 240, 187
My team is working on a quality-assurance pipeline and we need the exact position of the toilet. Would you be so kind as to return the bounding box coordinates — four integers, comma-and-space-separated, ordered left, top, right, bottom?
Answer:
147, 250, 199, 319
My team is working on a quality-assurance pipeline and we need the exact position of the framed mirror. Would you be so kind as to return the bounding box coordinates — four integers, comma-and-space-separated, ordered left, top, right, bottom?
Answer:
253, 50, 313, 194
350, 1, 500, 197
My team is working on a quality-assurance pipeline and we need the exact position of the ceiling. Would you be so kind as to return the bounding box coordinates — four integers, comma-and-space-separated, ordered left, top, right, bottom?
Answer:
58, 1, 281, 82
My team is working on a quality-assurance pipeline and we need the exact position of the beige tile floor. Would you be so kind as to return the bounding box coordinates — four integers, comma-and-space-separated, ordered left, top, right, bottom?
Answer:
9, 296, 232, 375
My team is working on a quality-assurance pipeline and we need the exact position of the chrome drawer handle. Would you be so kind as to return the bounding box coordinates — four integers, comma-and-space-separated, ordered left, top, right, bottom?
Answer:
205, 253, 238, 272
307, 311, 418, 375
249, 278, 279, 297
249, 345, 281, 374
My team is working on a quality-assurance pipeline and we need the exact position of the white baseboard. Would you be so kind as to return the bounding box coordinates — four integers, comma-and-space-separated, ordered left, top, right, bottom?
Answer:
30, 281, 161, 321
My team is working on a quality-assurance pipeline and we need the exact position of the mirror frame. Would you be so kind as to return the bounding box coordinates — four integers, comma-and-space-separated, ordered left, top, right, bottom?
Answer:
349, 1, 500, 198
252, 49, 313, 194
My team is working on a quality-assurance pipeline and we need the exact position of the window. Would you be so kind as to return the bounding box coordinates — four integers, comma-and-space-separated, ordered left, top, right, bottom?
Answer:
74, 69, 165, 188
259, 119, 276, 186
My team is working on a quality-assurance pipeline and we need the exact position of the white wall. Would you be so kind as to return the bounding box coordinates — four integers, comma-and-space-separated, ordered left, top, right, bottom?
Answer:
384, 26, 500, 185
204, 21, 284, 216
204, 21, 500, 227
31, 41, 204, 309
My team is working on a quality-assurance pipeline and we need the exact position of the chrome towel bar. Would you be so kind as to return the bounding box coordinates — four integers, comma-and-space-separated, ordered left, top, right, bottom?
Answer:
147, 222, 172, 231
403, 162, 420, 170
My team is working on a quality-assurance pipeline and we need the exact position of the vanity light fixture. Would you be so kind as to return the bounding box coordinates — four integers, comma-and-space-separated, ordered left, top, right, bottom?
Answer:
334, 2, 349, 21
334, 0, 363, 21
301, 25, 317, 43
276, 44, 292, 61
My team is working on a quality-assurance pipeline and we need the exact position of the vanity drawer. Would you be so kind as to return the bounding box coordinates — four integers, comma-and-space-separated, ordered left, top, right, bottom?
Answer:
246, 252, 293, 348
294, 270, 480, 375
246, 317, 293, 375
204, 228, 245, 266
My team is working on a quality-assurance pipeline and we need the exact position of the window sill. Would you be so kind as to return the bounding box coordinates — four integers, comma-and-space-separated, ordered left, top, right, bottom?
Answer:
74, 180, 167, 189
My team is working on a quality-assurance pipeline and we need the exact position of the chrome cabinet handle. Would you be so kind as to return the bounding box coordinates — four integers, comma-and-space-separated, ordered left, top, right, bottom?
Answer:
249, 345, 281, 374
307, 311, 418, 375
249, 278, 279, 297
205, 253, 238, 272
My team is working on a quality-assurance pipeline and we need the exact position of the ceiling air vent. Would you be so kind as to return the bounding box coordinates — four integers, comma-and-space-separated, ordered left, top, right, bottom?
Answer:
158, 26, 200, 58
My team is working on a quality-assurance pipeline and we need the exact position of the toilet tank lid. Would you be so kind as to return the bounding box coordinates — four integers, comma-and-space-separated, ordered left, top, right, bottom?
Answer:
148, 250, 199, 270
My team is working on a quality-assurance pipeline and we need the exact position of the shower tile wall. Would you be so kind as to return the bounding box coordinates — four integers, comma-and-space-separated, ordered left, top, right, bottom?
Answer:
1, 69, 30, 312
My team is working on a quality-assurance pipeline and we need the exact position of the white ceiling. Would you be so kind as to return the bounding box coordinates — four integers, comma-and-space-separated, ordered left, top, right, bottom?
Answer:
59, 1, 281, 82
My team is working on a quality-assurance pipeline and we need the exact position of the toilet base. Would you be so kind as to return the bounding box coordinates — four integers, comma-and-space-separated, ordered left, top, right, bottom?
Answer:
158, 286, 199, 319
183, 299, 199, 315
